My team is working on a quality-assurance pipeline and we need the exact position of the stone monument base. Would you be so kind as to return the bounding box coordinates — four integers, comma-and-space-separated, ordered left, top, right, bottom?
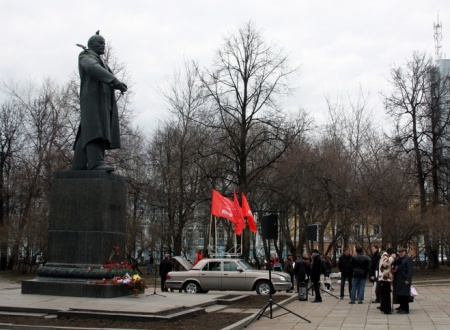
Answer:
22, 277, 133, 298
21, 171, 128, 298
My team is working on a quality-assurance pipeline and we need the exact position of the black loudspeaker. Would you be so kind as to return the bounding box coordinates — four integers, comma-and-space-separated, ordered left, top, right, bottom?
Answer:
262, 214, 278, 240
306, 225, 317, 241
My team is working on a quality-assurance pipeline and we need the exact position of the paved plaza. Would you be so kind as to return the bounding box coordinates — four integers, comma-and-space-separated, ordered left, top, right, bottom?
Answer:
1, 277, 449, 329
238, 281, 450, 330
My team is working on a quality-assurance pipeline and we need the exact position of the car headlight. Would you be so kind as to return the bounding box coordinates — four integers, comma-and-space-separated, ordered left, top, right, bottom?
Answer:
278, 276, 287, 281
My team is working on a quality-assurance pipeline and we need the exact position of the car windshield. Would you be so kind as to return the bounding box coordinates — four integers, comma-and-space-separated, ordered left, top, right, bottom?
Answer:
236, 259, 252, 270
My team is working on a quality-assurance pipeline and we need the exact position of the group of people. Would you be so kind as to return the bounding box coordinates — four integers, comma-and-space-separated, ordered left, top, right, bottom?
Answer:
271, 245, 413, 313
268, 250, 333, 300
338, 245, 414, 314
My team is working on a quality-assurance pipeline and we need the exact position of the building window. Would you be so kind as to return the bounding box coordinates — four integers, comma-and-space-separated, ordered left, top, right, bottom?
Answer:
354, 224, 362, 236
373, 225, 381, 236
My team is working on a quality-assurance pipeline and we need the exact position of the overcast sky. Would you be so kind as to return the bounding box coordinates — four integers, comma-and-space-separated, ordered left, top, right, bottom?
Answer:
2, 0, 450, 134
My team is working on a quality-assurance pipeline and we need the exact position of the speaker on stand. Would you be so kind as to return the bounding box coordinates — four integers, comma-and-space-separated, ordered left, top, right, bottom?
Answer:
245, 214, 310, 327
262, 214, 278, 240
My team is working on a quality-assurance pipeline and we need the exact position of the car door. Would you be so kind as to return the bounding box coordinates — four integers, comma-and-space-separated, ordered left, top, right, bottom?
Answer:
198, 261, 222, 290
221, 260, 246, 291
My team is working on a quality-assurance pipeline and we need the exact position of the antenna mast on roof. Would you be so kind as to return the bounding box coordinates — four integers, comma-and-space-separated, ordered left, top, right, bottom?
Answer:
434, 11, 443, 64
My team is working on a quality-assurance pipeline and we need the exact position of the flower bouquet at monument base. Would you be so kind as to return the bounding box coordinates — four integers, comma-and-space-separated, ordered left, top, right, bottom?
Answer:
128, 274, 147, 293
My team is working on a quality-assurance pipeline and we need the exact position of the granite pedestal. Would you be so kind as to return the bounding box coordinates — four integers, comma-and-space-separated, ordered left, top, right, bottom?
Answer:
22, 171, 131, 298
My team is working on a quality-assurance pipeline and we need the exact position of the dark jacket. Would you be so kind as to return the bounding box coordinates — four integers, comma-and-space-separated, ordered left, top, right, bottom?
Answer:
284, 259, 294, 275
338, 253, 353, 276
370, 250, 381, 278
294, 258, 308, 283
310, 254, 324, 282
351, 253, 371, 279
393, 255, 413, 296
76, 49, 121, 150
159, 258, 172, 277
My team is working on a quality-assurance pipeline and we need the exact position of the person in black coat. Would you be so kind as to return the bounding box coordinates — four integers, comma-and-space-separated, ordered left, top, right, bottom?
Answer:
310, 249, 324, 303
159, 254, 173, 292
294, 256, 308, 293
369, 245, 381, 303
338, 247, 353, 299
393, 247, 413, 314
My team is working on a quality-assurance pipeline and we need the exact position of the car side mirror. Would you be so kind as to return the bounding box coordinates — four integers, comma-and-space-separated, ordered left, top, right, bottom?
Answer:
236, 266, 243, 272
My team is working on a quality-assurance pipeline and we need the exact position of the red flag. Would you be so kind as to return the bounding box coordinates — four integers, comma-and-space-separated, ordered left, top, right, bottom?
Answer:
241, 193, 257, 233
233, 191, 246, 235
211, 189, 235, 222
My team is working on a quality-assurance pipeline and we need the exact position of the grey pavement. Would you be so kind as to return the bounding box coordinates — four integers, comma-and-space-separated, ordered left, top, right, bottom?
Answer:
239, 282, 450, 330
0, 277, 223, 314
1, 277, 450, 329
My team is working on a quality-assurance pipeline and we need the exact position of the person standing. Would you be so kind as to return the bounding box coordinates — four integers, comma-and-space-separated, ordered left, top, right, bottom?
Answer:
322, 255, 332, 290
73, 31, 128, 171
338, 247, 353, 299
284, 254, 295, 292
159, 254, 172, 292
310, 249, 324, 303
369, 245, 381, 303
294, 255, 308, 293
147, 255, 154, 274
378, 249, 396, 314
349, 246, 371, 304
273, 257, 283, 271
393, 247, 413, 314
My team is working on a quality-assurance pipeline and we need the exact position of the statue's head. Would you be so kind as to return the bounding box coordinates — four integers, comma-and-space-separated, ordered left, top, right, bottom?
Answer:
87, 31, 105, 55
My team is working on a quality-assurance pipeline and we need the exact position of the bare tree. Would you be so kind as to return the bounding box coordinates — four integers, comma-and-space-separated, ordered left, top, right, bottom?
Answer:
0, 100, 24, 270
200, 21, 302, 190
145, 61, 211, 256
383, 51, 443, 268
2, 79, 74, 269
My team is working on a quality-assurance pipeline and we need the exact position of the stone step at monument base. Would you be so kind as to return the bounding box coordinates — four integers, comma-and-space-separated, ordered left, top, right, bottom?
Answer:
21, 278, 133, 298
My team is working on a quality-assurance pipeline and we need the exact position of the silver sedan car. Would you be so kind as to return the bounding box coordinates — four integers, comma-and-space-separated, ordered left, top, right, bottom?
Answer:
165, 257, 292, 294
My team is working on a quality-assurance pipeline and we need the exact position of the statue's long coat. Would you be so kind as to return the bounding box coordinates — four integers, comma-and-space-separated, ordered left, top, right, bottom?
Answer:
75, 49, 120, 149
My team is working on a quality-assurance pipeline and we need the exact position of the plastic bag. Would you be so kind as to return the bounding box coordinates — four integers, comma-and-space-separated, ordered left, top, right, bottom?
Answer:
410, 286, 418, 296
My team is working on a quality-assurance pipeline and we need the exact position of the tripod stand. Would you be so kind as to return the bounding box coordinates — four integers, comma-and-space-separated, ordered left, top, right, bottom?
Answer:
245, 239, 310, 327
146, 265, 165, 297
308, 282, 339, 300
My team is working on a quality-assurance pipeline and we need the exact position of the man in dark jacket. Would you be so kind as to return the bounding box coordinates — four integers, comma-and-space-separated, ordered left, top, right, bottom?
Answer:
73, 31, 128, 171
159, 254, 173, 292
294, 255, 308, 293
310, 249, 323, 303
349, 246, 371, 304
338, 247, 353, 299
393, 247, 413, 314
284, 254, 295, 292
369, 245, 381, 303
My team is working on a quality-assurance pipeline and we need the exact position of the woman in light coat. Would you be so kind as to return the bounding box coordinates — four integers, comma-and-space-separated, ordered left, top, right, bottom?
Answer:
377, 249, 396, 314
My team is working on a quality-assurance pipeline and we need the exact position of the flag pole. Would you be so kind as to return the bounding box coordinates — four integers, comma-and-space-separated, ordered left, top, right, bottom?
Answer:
240, 232, 243, 256
208, 214, 213, 257
215, 216, 218, 257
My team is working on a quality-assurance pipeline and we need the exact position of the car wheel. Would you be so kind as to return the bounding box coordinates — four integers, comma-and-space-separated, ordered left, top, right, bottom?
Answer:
256, 280, 272, 295
184, 282, 200, 294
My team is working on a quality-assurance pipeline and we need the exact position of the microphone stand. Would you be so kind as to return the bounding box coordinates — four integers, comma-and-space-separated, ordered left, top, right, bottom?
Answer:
146, 264, 165, 297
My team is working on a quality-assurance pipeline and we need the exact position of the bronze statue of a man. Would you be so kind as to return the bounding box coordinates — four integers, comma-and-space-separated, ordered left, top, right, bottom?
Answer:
72, 31, 127, 171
